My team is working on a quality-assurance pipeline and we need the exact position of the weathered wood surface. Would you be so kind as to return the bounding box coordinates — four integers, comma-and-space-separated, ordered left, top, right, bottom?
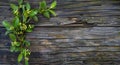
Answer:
0, 0, 120, 65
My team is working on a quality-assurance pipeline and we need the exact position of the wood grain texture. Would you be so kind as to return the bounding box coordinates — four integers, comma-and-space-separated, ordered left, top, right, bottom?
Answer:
0, 0, 120, 65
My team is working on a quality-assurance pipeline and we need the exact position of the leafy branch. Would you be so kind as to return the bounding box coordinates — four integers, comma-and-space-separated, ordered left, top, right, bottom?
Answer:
2, 0, 57, 65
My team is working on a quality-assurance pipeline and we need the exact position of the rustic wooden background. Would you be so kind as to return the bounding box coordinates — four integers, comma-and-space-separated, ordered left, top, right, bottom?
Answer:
0, 0, 120, 65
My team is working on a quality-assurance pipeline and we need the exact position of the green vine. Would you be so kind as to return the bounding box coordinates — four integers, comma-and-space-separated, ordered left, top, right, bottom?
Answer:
2, 0, 57, 65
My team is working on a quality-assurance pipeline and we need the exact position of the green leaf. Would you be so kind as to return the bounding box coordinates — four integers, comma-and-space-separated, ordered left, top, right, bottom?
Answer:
18, 53, 23, 63
33, 16, 38, 22
26, 3, 31, 10
40, 1, 47, 9
49, 10, 56, 16
22, 5, 28, 22
10, 46, 15, 52
50, 1, 57, 9
26, 28, 32, 32
15, 42, 21, 46
13, 17, 20, 27
9, 34, 16, 41
11, 41, 18, 46
20, 23, 27, 30
5, 30, 11, 35
24, 40, 30, 47
22, 5, 25, 12
24, 49, 27, 56
43, 11, 50, 18
14, 47, 20, 52
26, 25, 34, 32
10, 4, 18, 10
18, 0, 23, 5
29, 10, 38, 17
23, 15, 27, 22
26, 28, 33, 32
25, 59, 29, 65
10, 4, 19, 15
2, 21, 11, 30
26, 50, 31, 55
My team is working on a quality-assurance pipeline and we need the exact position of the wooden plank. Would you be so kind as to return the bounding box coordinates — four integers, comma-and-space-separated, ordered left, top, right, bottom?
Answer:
29, 39, 120, 47
26, 27, 120, 39
1, 27, 120, 52
0, 0, 120, 26
0, 0, 120, 65
0, 51, 120, 65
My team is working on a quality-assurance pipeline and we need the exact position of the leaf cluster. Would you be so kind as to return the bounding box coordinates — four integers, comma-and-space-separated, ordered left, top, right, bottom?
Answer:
2, 0, 57, 65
